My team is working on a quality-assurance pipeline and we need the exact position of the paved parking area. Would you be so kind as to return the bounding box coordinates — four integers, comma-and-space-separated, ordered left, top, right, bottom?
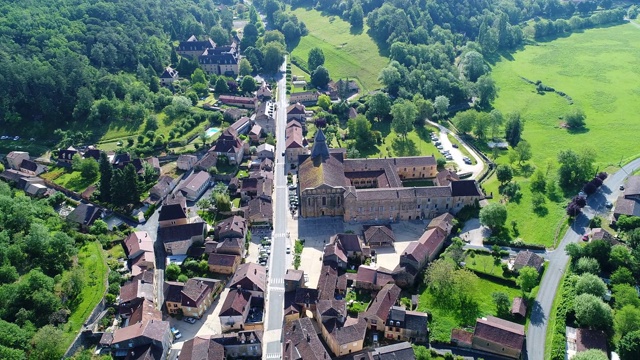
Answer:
295, 217, 344, 287
344, 221, 427, 270
169, 287, 229, 350
459, 218, 490, 246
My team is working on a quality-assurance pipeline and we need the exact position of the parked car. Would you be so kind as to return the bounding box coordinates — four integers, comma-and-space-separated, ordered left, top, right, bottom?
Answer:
452, 144, 459, 148
605, 201, 613, 208
286, 246, 291, 254
183, 317, 197, 324
620, 185, 625, 190
445, 155, 453, 160
13, 136, 19, 141
171, 328, 182, 339
582, 235, 589, 241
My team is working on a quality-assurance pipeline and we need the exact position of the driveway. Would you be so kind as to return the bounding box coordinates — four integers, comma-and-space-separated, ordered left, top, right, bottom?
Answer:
459, 218, 490, 246
427, 120, 484, 178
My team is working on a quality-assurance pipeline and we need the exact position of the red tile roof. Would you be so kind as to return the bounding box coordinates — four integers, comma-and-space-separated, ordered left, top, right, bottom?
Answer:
365, 284, 401, 321
219, 289, 251, 316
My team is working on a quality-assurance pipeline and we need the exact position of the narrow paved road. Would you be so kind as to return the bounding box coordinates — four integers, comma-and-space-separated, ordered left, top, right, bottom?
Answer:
262, 57, 288, 359
426, 120, 484, 178
527, 158, 640, 360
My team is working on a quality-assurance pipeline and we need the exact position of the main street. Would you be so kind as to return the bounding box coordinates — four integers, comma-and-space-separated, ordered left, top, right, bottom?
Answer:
262, 57, 289, 359
526, 157, 640, 360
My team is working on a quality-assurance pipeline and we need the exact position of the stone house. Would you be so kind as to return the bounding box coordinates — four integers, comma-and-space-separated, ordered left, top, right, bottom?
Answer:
177, 154, 198, 171
384, 306, 429, 343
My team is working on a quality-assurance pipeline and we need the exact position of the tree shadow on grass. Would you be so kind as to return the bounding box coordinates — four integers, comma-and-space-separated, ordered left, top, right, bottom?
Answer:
392, 138, 419, 157
350, 24, 363, 35
566, 126, 590, 135
371, 121, 391, 137
533, 205, 549, 217
415, 126, 433, 143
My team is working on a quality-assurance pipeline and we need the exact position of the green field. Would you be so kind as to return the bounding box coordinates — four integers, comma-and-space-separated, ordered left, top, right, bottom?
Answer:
492, 24, 640, 169
289, 7, 389, 92
482, 24, 640, 246
418, 277, 522, 342
61, 241, 108, 347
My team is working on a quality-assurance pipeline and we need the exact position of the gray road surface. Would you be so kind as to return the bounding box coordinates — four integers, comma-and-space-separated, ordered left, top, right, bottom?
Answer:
262, 57, 288, 359
526, 158, 640, 360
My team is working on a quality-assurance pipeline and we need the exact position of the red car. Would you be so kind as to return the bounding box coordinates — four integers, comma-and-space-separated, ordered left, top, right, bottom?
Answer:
582, 235, 589, 241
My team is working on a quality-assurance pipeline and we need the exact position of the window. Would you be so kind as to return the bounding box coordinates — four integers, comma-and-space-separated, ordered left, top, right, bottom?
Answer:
322, 197, 326, 206
379, 206, 384, 211
358, 207, 362, 213
446, 204, 449, 209
417, 205, 421, 209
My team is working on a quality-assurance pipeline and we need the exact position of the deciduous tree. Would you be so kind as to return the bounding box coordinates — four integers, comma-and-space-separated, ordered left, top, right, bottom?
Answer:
504, 112, 524, 147
496, 165, 513, 184
575, 273, 607, 297
434, 96, 450, 119
573, 293, 613, 330
391, 100, 417, 140
615, 305, 640, 337
311, 66, 330, 88
517, 266, 539, 293
366, 92, 391, 121
618, 330, 640, 360
307, 47, 325, 71
479, 203, 507, 231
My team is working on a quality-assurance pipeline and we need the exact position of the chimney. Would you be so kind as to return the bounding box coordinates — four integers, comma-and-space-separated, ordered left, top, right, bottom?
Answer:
254, 269, 257, 275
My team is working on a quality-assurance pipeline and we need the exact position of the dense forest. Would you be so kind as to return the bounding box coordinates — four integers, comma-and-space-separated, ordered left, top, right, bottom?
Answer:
0, 183, 89, 359
0, 0, 237, 135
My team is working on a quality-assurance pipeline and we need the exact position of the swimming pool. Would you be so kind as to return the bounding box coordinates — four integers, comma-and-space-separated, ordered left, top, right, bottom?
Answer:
205, 127, 220, 137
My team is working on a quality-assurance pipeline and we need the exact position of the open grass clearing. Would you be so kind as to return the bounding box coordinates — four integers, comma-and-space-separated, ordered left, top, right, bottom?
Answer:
418, 276, 522, 343
480, 24, 640, 246
51, 170, 99, 193
61, 241, 108, 347
464, 252, 515, 281
289, 7, 388, 93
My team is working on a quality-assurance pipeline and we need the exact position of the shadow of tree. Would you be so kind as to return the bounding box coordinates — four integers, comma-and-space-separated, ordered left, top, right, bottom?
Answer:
529, 300, 547, 326
518, 163, 536, 178
392, 138, 419, 157
415, 126, 433, 143
350, 24, 363, 35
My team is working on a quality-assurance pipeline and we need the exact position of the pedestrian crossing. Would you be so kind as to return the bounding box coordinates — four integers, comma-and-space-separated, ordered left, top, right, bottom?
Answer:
270, 277, 284, 285
273, 232, 287, 239
265, 353, 281, 359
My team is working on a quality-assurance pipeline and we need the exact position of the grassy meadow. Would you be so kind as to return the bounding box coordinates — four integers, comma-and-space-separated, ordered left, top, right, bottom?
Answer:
418, 277, 522, 342
482, 24, 640, 246
492, 24, 640, 169
289, 7, 389, 93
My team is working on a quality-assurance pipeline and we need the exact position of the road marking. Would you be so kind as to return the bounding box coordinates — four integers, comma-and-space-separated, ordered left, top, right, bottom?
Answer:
265, 353, 281, 359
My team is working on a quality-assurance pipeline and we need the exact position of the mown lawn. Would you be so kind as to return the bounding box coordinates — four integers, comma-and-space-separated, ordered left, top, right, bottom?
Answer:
465, 253, 513, 281
52, 170, 99, 193
483, 24, 640, 247
61, 241, 108, 347
482, 172, 567, 248
289, 7, 389, 92
359, 122, 440, 159
418, 277, 522, 343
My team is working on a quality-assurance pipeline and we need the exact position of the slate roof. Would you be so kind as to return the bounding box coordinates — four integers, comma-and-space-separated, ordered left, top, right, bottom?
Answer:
370, 342, 416, 360
150, 175, 176, 199
294, 287, 319, 306
207, 253, 239, 267
219, 288, 251, 316
514, 251, 544, 272
20, 159, 38, 172
614, 195, 640, 217
160, 66, 178, 79
181, 278, 213, 307
164, 281, 184, 303
66, 203, 102, 226
436, 169, 459, 186
195, 152, 218, 171
576, 328, 608, 353
364, 225, 396, 245
111, 319, 169, 345
473, 316, 525, 352
334, 233, 363, 253
178, 335, 225, 360
402, 241, 429, 263
590, 228, 620, 245
323, 315, 367, 346
451, 329, 474, 346
427, 213, 455, 234
298, 154, 348, 190
158, 200, 187, 222
511, 297, 527, 317
283, 317, 331, 360
317, 264, 338, 301
323, 242, 347, 264
316, 299, 346, 318
365, 284, 401, 321
157, 222, 206, 243
215, 215, 247, 239
450, 180, 482, 197
624, 176, 640, 196
418, 228, 447, 259
247, 196, 273, 223
229, 263, 266, 293
180, 171, 210, 194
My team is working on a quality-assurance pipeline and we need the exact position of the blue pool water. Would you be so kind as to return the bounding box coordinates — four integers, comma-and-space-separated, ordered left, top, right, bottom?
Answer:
205, 127, 220, 137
